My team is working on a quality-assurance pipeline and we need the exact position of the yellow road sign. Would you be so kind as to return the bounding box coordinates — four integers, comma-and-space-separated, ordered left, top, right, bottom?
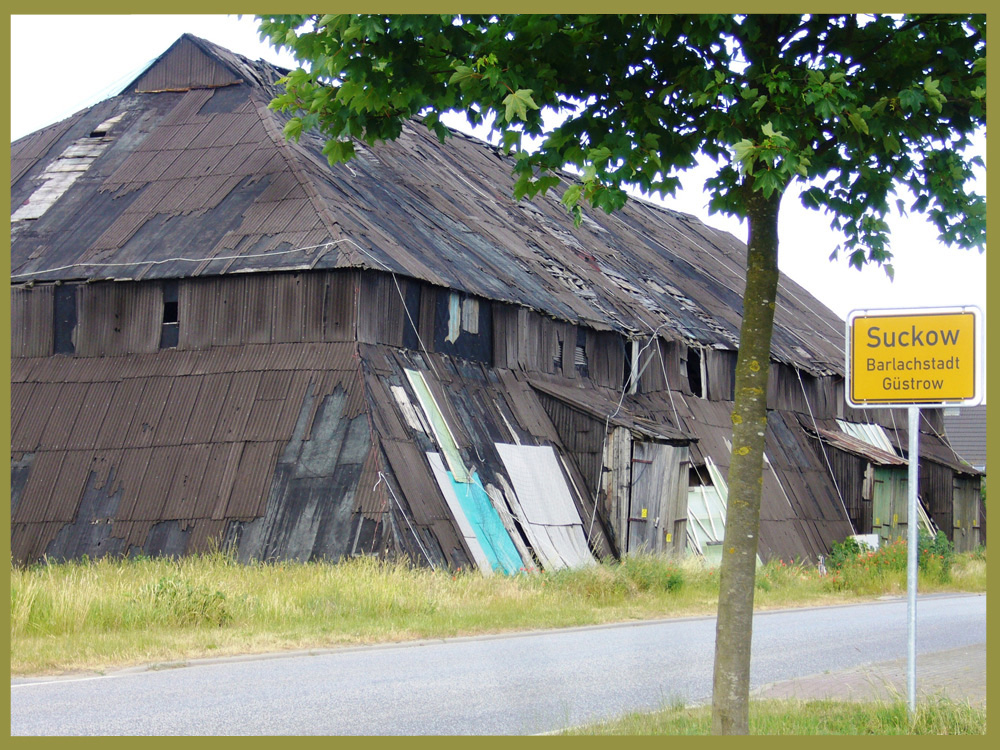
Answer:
847, 308, 982, 407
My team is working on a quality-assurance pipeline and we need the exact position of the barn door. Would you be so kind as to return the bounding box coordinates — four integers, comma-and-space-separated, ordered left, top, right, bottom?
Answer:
951, 475, 980, 553
872, 466, 908, 544
627, 441, 687, 555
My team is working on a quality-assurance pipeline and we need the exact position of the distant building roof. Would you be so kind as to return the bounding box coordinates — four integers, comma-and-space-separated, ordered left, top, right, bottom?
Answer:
943, 404, 987, 471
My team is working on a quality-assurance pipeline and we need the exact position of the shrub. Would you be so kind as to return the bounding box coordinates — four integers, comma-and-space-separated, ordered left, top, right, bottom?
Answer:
824, 530, 956, 592
618, 554, 684, 593
141, 576, 233, 627
826, 536, 865, 571
918, 530, 954, 583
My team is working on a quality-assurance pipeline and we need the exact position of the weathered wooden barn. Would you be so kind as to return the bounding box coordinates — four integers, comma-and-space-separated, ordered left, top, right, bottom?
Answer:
10, 34, 982, 567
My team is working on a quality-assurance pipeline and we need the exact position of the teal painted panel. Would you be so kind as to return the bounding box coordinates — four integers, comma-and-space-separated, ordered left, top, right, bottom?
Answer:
449, 470, 523, 574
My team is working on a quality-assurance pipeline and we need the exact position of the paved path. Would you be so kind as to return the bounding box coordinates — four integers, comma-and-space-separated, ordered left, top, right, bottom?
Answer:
753, 642, 986, 707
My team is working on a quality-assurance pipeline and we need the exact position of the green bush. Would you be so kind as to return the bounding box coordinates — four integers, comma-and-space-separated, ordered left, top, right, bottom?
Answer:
824, 530, 955, 591
917, 530, 954, 583
618, 554, 684, 592
142, 576, 233, 627
826, 536, 866, 571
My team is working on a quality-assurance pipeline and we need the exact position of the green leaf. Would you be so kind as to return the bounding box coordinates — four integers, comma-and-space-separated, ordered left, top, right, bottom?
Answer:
847, 112, 869, 135
587, 146, 613, 166
283, 118, 303, 142
502, 89, 539, 122
501, 130, 522, 153
512, 171, 532, 201
322, 139, 356, 164
561, 184, 583, 210
898, 88, 924, 111
449, 65, 476, 86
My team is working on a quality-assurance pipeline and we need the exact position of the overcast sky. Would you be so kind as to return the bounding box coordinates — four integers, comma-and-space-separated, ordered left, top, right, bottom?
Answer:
9, 14, 988, 324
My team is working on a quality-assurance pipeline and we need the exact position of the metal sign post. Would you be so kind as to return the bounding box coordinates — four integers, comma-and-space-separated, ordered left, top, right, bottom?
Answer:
906, 404, 919, 713
846, 306, 982, 717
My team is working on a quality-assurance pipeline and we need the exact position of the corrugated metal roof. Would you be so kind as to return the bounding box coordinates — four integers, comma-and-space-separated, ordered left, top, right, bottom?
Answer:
942, 405, 987, 470
9, 339, 374, 560
819, 427, 907, 466
11, 33, 845, 376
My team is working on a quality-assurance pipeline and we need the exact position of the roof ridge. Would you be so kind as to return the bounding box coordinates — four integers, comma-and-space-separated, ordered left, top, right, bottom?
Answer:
251, 95, 352, 266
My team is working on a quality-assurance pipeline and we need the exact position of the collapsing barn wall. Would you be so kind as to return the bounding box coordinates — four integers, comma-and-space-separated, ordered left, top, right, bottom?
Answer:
10, 268, 622, 568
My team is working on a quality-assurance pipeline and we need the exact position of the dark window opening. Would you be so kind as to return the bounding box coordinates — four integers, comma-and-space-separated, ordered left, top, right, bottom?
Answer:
623, 339, 634, 392
689, 465, 710, 487
160, 280, 179, 349
163, 301, 178, 324
686, 346, 703, 398
431, 288, 492, 365
53, 284, 77, 355
575, 327, 589, 377
554, 337, 564, 370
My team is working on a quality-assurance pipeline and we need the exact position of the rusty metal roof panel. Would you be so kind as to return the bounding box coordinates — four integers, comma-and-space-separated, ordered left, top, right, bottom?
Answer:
814, 425, 908, 467
196, 442, 241, 520
11, 357, 37, 383
45, 449, 95, 524
10, 382, 33, 432
223, 441, 282, 518
122, 376, 172, 448
131, 446, 177, 521
11, 381, 63, 452
151, 376, 204, 445
95, 378, 149, 450
380, 438, 450, 525
160, 444, 214, 519
65, 382, 118, 450
211, 370, 261, 441
36, 381, 91, 451
13, 452, 65, 523
180, 373, 233, 444
129, 35, 243, 93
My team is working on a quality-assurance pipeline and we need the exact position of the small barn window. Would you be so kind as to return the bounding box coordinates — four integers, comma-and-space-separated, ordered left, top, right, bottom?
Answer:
432, 288, 492, 365
53, 283, 77, 355
575, 328, 589, 377
686, 345, 704, 398
160, 280, 179, 349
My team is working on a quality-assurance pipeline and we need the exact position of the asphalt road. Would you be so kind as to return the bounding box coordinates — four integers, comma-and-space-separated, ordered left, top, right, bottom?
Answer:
11, 593, 986, 735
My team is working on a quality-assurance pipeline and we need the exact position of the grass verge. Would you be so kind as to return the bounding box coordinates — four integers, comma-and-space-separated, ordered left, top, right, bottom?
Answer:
562, 697, 986, 735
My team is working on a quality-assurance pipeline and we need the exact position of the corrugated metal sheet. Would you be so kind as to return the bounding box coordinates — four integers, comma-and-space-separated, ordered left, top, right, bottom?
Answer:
8, 339, 375, 561
11, 286, 54, 357
495, 443, 595, 570
131, 37, 242, 93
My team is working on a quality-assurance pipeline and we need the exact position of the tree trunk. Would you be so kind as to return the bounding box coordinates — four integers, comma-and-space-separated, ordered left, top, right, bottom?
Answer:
710, 190, 782, 735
